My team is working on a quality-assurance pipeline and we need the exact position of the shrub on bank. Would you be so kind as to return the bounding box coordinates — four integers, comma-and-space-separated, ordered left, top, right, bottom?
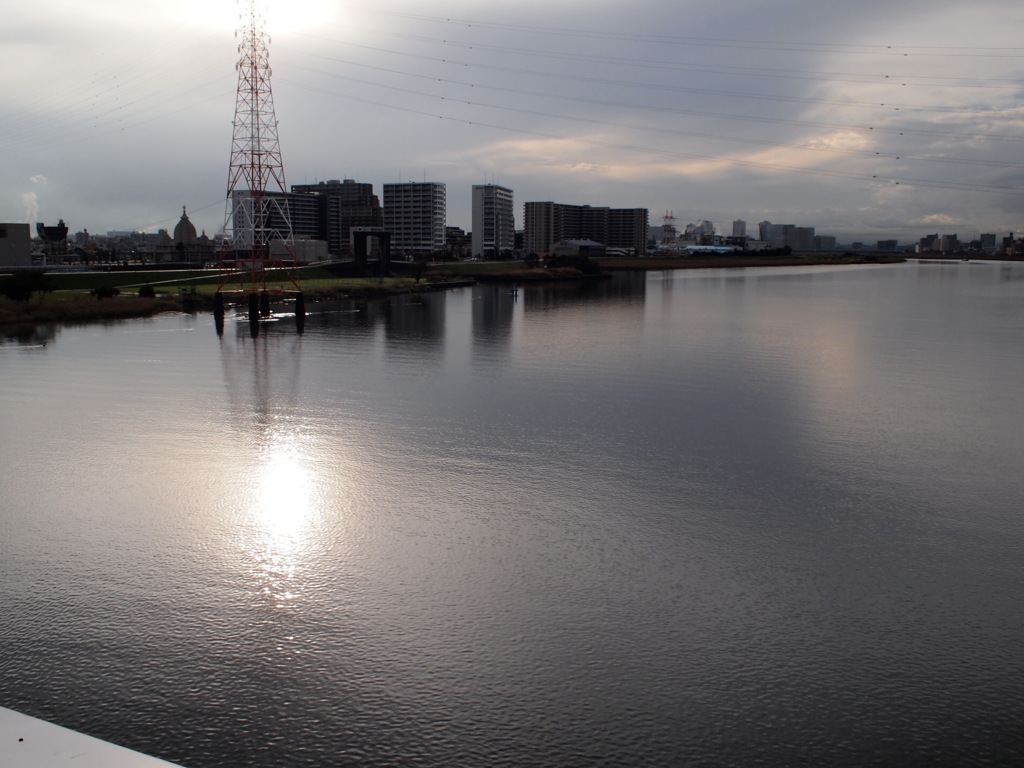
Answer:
0, 270, 53, 302
91, 285, 121, 299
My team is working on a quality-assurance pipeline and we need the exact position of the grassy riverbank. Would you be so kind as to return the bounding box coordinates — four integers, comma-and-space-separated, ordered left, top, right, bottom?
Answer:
1, 254, 906, 328
0, 268, 469, 328
0, 295, 183, 326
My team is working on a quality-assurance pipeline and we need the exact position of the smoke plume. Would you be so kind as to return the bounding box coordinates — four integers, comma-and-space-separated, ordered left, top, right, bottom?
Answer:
20, 193, 39, 226
21, 175, 47, 226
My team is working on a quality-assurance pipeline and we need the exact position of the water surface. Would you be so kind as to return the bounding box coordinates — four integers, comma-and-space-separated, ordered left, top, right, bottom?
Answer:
2, 262, 1023, 766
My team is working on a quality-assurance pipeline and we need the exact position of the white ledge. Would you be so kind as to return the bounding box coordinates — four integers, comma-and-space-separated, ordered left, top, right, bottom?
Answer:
0, 707, 185, 768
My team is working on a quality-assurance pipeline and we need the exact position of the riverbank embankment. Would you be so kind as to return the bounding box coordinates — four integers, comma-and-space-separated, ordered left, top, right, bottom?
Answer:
0, 255, 908, 329
0, 271, 475, 329
599, 254, 907, 270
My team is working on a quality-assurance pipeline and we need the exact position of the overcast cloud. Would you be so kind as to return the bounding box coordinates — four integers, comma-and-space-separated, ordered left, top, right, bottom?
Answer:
4, 0, 1024, 242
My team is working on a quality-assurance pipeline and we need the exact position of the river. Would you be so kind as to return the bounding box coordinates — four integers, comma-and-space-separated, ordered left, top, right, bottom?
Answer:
2, 261, 1023, 767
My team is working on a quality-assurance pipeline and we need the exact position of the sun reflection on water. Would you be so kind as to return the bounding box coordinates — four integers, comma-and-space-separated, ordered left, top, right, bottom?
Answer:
249, 434, 320, 608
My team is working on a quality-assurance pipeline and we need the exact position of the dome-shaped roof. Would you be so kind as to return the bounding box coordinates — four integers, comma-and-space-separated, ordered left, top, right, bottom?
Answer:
173, 206, 197, 245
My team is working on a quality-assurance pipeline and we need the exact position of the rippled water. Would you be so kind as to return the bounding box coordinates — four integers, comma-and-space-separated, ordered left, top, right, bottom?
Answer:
2, 262, 1023, 767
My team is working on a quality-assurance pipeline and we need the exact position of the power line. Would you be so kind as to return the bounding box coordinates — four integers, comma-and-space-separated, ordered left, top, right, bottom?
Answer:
277, 76, 1024, 197
292, 33, 1024, 116
352, 8, 1024, 57
281, 59, 1024, 172
361, 28, 1024, 89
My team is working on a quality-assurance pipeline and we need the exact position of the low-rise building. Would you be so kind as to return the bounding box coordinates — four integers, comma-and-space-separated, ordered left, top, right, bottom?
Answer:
551, 239, 606, 258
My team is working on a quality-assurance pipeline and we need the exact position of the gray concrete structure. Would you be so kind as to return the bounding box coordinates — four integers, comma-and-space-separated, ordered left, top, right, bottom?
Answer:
0, 223, 32, 267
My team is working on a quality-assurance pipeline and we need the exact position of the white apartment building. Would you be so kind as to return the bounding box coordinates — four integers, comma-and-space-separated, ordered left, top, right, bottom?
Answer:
383, 182, 446, 257
471, 184, 515, 258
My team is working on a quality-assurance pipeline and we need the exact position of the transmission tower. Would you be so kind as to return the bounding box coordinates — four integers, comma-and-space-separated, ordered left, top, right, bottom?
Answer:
216, 0, 303, 335
661, 211, 678, 252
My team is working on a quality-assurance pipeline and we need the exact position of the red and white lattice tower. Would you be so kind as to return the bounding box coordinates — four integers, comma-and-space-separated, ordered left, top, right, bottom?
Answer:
219, 0, 299, 300
661, 211, 677, 249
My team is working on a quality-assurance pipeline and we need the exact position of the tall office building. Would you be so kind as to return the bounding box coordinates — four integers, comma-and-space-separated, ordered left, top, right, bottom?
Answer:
383, 182, 446, 257
763, 223, 814, 250
524, 201, 647, 256
471, 184, 515, 258
788, 226, 815, 251
732, 220, 747, 238
607, 208, 648, 254
764, 223, 791, 249
291, 179, 382, 255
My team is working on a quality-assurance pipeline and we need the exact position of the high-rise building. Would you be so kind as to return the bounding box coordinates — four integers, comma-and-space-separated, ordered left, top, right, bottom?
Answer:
524, 201, 647, 255
763, 223, 814, 250
383, 182, 446, 257
608, 208, 649, 255
291, 179, 382, 255
764, 223, 790, 248
939, 234, 959, 253
788, 227, 815, 251
732, 220, 746, 238
471, 184, 515, 258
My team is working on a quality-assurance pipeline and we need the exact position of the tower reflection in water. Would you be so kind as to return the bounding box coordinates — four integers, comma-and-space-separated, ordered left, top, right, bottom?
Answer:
219, 327, 322, 612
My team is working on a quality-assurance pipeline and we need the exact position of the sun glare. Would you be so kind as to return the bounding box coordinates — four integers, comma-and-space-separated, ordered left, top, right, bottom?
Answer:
256, 441, 317, 544
181, 0, 339, 35
265, 0, 338, 34
244, 435, 322, 607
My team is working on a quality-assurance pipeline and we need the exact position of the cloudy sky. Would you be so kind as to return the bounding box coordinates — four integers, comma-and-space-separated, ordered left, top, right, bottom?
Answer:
4, 0, 1024, 243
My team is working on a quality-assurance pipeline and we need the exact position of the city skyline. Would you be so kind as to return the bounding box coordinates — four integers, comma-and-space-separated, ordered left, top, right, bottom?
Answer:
4, 0, 1024, 242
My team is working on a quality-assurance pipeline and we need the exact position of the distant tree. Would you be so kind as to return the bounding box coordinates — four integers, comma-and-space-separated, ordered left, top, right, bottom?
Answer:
408, 259, 429, 283
138, 284, 156, 298
0, 270, 53, 302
